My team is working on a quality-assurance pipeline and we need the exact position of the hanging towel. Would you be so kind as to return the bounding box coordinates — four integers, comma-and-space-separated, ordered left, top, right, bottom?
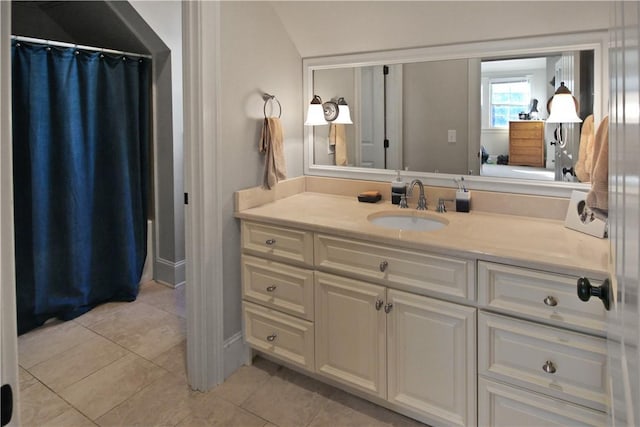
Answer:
575, 114, 594, 183
259, 117, 287, 189
329, 123, 348, 166
586, 115, 609, 218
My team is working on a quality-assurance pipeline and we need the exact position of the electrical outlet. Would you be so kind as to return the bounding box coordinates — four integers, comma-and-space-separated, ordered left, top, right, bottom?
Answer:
447, 129, 456, 143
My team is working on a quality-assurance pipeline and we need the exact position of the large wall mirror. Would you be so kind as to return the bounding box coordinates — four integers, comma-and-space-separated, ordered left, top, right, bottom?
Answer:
303, 32, 607, 197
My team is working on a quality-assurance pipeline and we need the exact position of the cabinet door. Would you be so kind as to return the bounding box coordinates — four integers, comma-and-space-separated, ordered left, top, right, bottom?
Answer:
387, 289, 476, 427
315, 272, 387, 399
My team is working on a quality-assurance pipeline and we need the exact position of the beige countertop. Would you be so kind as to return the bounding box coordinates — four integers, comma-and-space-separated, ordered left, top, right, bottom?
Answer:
236, 192, 610, 278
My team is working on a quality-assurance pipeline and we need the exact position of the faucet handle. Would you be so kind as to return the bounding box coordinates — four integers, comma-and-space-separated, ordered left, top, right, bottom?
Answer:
399, 193, 409, 209
436, 198, 454, 213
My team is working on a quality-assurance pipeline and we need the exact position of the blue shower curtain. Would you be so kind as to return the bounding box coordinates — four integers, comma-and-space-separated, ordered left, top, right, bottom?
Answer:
11, 41, 151, 335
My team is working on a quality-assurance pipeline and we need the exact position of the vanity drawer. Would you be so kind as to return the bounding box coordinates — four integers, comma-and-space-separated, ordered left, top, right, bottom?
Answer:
478, 261, 606, 334
242, 221, 314, 267
242, 255, 314, 321
478, 312, 607, 411
315, 234, 474, 301
479, 377, 606, 427
243, 301, 314, 371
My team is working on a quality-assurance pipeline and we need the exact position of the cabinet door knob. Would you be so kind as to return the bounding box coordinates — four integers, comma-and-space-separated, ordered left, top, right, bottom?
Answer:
384, 303, 393, 313
266, 333, 277, 342
543, 296, 558, 307
379, 260, 389, 272
375, 299, 384, 311
265, 239, 277, 246
266, 285, 277, 292
542, 360, 556, 374
577, 277, 611, 310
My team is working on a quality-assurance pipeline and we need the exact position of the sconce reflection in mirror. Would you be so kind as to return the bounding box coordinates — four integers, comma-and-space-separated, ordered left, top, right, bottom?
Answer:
547, 81, 582, 148
547, 81, 582, 181
304, 95, 353, 126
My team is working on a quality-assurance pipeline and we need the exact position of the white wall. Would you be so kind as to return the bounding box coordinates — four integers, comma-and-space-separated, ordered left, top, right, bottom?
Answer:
220, 2, 303, 340
271, 1, 610, 58
403, 59, 470, 174
128, 1, 186, 285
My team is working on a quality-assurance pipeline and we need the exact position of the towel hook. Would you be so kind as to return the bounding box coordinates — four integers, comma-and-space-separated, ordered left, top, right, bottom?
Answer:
263, 93, 282, 119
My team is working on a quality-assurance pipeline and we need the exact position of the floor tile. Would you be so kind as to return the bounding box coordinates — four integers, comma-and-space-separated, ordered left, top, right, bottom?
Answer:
175, 396, 268, 427
40, 407, 96, 427
96, 371, 193, 426
19, 367, 39, 392
73, 300, 139, 328
137, 281, 186, 318
18, 321, 99, 369
29, 335, 129, 392
19, 381, 72, 426
86, 301, 186, 360
152, 340, 187, 380
59, 353, 165, 420
308, 389, 427, 427
241, 367, 337, 427
211, 356, 280, 406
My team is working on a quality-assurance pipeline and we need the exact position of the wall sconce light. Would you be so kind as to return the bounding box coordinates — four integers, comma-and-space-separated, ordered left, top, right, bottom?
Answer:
546, 81, 582, 151
304, 95, 328, 126
546, 82, 582, 124
304, 95, 353, 126
333, 97, 353, 124
546, 82, 582, 181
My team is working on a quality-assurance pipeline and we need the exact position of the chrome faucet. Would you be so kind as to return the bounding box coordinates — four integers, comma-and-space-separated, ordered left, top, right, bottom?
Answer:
408, 179, 427, 210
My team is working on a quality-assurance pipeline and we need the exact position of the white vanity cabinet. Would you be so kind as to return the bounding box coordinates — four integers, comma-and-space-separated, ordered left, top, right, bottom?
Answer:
239, 217, 607, 427
241, 221, 316, 371
241, 220, 477, 427
477, 261, 608, 426
314, 271, 476, 427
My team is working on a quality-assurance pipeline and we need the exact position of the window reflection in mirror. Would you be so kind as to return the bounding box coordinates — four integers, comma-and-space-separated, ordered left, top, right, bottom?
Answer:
311, 49, 595, 184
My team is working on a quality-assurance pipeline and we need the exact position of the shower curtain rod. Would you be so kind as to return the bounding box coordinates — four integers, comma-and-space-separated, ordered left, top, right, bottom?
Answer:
11, 35, 153, 59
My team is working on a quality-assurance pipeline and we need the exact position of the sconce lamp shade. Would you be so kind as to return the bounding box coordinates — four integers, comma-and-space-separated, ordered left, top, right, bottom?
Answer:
305, 95, 328, 126
547, 82, 582, 123
333, 97, 353, 124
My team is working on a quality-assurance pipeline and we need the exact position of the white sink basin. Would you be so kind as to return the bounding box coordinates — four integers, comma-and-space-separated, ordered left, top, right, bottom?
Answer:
367, 211, 448, 232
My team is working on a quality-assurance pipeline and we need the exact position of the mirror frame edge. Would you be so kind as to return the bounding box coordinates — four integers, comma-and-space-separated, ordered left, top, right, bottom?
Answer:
303, 30, 608, 198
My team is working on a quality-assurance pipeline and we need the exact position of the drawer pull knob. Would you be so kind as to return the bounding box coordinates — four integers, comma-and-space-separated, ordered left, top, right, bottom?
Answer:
577, 277, 611, 310
384, 303, 393, 313
266, 334, 277, 342
542, 360, 556, 374
543, 296, 558, 307
375, 299, 384, 311
266, 285, 277, 292
379, 260, 389, 272
265, 239, 277, 246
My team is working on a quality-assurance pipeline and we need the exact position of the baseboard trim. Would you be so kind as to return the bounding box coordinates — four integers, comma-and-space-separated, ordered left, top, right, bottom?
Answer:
223, 331, 247, 379
155, 257, 186, 288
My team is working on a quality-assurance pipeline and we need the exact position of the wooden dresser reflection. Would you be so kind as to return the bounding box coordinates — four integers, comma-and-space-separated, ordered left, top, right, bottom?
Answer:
509, 121, 544, 167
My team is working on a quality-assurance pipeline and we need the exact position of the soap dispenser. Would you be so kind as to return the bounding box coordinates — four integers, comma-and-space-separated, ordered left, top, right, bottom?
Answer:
454, 177, 471, 212
391, 171, 406, 205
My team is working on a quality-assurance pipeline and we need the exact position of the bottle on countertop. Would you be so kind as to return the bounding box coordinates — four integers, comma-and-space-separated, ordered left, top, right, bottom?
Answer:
391, 170, 406, 205
454, 177, 471, 212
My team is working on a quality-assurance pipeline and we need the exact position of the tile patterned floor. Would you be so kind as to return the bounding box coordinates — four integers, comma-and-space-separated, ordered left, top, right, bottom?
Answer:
18, 281, 427, 427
